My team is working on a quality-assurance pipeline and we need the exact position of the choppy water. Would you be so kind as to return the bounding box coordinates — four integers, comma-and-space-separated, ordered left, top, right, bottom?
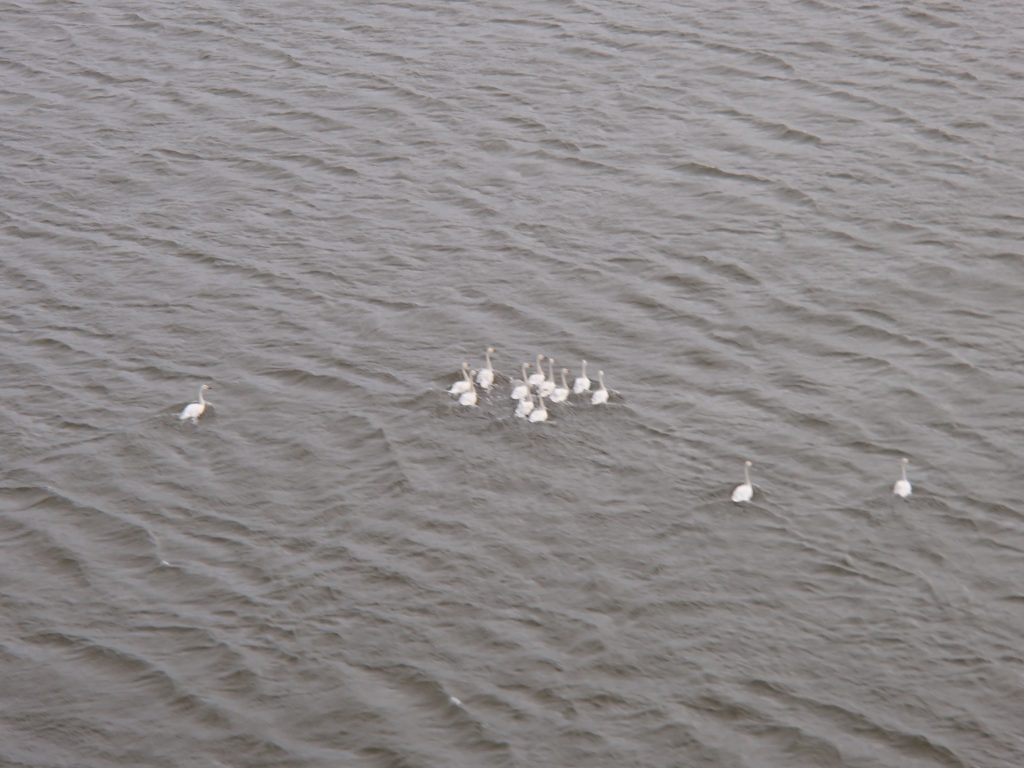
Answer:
3, 1, 1023, 766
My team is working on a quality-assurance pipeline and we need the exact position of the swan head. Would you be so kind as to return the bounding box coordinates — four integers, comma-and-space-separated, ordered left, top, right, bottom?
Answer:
745, 460, 752, 467
487, 346, 495, 353
562, 368, 569, 375
200, 384, 211, 391
901, 457, 909, 465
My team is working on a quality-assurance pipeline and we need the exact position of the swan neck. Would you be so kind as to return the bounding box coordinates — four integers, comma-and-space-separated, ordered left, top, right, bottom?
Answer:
744, 465, 751, 485
198, 386, 207, 405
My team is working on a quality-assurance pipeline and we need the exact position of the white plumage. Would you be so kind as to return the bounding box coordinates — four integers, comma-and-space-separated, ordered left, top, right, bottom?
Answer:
515, 394, 534, 418
527, 354, 546, 388
731, 461, 754, 503
448, 362, 472, 396
476, 347, 495, 390
893, 458, 912, 498
528, 393, 548, 422
511, 363, 531, 401
179, 384, 212, 423
590, 370, 608, 405
550, 368, 570, 404
537, 357, 556, 398
572, 359, 590, 394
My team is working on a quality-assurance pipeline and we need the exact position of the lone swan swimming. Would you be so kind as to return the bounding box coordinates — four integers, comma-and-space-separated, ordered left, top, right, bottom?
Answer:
731, 461, 753, 503
893, 457, 912, 498
180, 384, 213, 424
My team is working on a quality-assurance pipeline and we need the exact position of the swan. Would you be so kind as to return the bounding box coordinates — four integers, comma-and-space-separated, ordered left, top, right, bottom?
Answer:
179, 383, 213, 423
476, 347, 495, 390
515, 392, 534, 418
458, 376, 477, 406
528, 393, 548, 422
448, 362, 472, 395
550, 368, 570, 403
528, 354, 546, 388
572, 360, 590, 394
893, 458, 912, 498
538, 357, 556, 398
511, 363, 531, 400
590, 370, 608, 405
731, 461, 754, 503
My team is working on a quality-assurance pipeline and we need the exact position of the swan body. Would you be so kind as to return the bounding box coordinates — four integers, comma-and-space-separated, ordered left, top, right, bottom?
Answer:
515, 394, 534, 418
180, 384, 212, 423
731, 461, 754, 503
458, 377, 477, 406
550, 368, 570, 403
572, 360, 590, 394
893, 458, 912, 498
511, 363, 531, 400
528, 354, 546, 388
449, 362, 472, 395
538, 357, 556, 398
510, 379, 529, 401
476, 347, 495, 390
590, 370, 608, 405
528, 393, 548, 422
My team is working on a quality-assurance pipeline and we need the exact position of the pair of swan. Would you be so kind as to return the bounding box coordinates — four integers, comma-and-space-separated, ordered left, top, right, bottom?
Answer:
730, 458, 914, 503
447, 348, 496, 408
513, 388, 548, 422
447, 361, 482, 406
450, 348, 495, 392
179, 384, 214, 423
569, 359, 608, 405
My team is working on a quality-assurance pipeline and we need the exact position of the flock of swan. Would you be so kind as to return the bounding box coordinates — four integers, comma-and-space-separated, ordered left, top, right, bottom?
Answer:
446, 347, 608, 423
177, 352, 915, 503
443, 347, 914, 502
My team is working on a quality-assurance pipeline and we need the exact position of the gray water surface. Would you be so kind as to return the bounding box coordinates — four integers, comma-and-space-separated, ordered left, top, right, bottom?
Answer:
2, 2, 1023, 766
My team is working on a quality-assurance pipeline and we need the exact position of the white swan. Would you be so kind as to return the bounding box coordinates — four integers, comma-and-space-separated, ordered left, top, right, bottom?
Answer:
448, 362, 472, 396
528, 393, 548, 422
590, 370, 608, 405
572, 360, 590, 394
550, 368, 570, 403
538, 357, 556, 398
731, 461, 753, 503
515, 392, 534, 418
180, 383, 212, 423
458, 376, 477, 406
511, 363, 531, 400
893, 458, 912, 498
528, 354, 546, 388
476, 347, 495, 390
